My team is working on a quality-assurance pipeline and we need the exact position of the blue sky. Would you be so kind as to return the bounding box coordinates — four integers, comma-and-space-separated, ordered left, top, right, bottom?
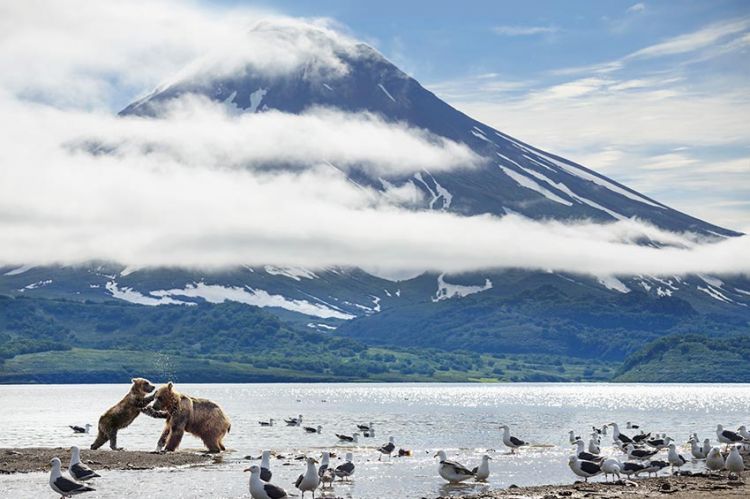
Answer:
211, 0, 750, 231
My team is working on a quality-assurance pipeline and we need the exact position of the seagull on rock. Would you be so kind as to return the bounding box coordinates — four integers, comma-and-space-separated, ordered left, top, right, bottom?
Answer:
260, 450, 273, 481
499, 424, 527, 453
434, 450, 475, 483
49, 457, 94, 499
68, 447, 99, 482
472, 455, 492, 481
378, 436, 396, 461
245, 465, 289, 499
294, 457, 320, 498
69, 424, 91, 434
667, 443, 688, 474
568, 455, 602, 482
334, 452, 355, 481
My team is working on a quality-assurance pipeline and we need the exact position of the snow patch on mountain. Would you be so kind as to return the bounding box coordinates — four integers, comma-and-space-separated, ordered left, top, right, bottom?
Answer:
264, 266, 318, 281
697, 285, 733, 304
4, 264, 34, 276
22, 280, 52, 291
698, 274, 724, 288
150, 282, 354, 319
498, 165, 573, 206
433, 273, 492, 301
597, 275, 631, 293
106, 281, 190, 306
378, 83, 395, 102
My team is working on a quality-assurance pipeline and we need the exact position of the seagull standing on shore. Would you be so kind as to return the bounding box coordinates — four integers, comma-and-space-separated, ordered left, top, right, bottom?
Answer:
568, 431, 580, 444
625, 443, 658, 461
600, 458, 621, 482
68, 447, 99, 481
245, 465, 289, 499
334, 452, 355, 481
726, 445, 745, 479
568, 455, 601, 482
702, 438, 712, 457
499, 424, 527, 454
434, 450, 475, 483
588, 436, 600, 455
472, 455, 491, 481
689, 438, 706, 459
706, 447, 725, 474
620, 461, 646, 478
667, 443, 688, 474
49, 457, 94, 498
574, 440, 603, 462
716, 424, 745, 450
260, 450, 273, 481
294, 458, 320, 498
640, 460, 669, 477
378, 436, 396, 461
318, 452, 330, 477
645, 436, 673, 450
608, 423, 633, 446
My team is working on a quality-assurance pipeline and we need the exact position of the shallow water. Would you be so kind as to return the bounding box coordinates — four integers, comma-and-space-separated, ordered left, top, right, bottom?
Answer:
1, 383, 749, 498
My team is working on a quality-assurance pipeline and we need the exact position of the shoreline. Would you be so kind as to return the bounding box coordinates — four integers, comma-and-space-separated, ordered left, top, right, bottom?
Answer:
437, 472, 749, 499
0, 447, 213, 474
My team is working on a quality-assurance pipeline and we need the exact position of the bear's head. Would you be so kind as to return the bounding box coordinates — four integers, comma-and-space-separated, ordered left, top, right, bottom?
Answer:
152, 382, 179, 412
130, 377, 155, 396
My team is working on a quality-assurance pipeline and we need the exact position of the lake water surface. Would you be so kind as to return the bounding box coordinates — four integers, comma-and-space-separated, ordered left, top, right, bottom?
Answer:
2, 383, 749, 498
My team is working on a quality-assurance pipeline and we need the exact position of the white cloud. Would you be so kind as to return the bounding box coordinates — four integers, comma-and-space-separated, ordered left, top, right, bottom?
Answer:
492, 25, 558, 36
627, 3, 646, 14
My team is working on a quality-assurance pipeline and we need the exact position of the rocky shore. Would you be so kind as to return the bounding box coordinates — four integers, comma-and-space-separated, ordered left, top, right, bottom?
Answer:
0, 447, 214, 474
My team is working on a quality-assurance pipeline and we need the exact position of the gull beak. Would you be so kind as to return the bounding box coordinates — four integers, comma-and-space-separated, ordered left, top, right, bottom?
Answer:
243, 468, 251, 472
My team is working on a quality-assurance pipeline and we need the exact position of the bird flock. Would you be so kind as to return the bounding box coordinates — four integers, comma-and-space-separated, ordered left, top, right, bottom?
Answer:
50, 418, 749, 497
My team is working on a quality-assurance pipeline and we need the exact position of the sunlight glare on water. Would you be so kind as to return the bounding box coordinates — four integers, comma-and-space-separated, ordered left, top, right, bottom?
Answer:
1, 383, 749, 498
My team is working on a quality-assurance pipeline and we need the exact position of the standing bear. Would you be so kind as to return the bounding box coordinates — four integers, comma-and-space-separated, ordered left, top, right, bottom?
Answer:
91, 377, 156, 450
143, 382, 231, 453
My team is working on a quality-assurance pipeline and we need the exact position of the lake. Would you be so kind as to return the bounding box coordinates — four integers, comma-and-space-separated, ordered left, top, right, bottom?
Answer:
2, 383, 749, 498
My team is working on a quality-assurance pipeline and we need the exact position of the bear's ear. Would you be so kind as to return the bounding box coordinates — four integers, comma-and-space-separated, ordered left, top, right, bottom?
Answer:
131, 378, 136, 384
167, 381, 173, 390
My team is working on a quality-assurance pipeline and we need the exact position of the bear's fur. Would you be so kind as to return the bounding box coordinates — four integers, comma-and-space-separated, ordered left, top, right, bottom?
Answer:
90, 377, 156, 450
146, 382, 231, 453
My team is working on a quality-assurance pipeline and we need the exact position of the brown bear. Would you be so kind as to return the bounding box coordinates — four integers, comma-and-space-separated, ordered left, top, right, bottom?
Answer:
90, 377, 156, 450
144, 382, 231, 453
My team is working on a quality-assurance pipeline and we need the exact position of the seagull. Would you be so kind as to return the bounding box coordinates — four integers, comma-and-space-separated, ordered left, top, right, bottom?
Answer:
738, 425, 750, 441
357, 422, 373, 432
640, 460, 669, 477
620, 461, 646, 478
632, 432, 652, 444
334, 452, 355, 481
319, 468, 335, 489
626, 422, 639, 429
726, 445, 745, 479
303, 425, 322, 434
645, 436, 673, 450
69, 424, 91, 434
294, 457, 320, 498
588, 437, 600, 455
625, 443, 658, 461
717, 424, 745, 450
689, 438, 706, 459
259, 419, 274, 427
702, 438, 712, 458
574, 440, 603, 462
472, 455, 491, 481
49, 457, 94, 499
568, 455, 602, 482
434, 450, 475, 483
336, 433, 359, 443
706, 447, 725, 474
285, 415, 303, 426
600, 458, 621, 482
498, 424, 527, 453
667, 443, 688, 474
245, 465, 289, 499
568, 430, 581, 444
318, 452, 330, 477
608, 423, 633, 445
378, 436, 396, 461
68, 447, 99, 481
363, 428, 376, 438
260, 450, 273, 481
